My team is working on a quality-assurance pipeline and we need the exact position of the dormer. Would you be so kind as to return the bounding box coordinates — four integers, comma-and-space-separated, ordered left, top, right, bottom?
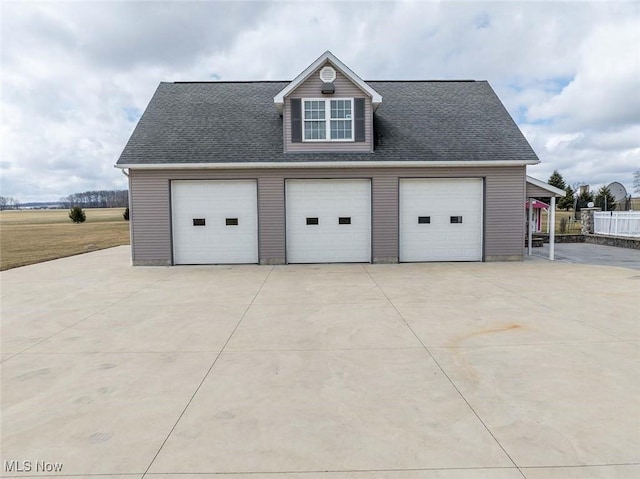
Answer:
274, 51, 382, 153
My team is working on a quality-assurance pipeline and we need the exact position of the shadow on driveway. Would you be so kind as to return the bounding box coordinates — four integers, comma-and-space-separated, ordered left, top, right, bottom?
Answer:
527, 242, 640, 270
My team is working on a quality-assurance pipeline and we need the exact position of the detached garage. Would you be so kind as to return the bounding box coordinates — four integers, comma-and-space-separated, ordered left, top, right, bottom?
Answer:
117, 51, 541, 266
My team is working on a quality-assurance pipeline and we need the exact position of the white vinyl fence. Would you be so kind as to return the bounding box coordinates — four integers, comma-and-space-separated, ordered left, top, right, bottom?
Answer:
593, 211, 640, 237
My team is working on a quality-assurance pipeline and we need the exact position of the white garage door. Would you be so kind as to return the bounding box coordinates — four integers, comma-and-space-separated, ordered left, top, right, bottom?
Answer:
400, 178, 483, 262
171, 180, 258, 264
286, 179, 371, 263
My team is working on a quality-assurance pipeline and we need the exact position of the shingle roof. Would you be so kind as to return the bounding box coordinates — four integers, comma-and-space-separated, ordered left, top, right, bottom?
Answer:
116, 81, 539, 165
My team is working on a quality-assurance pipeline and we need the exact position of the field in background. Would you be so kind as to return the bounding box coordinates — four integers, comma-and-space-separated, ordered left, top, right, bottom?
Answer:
2, 201, 638, 271
0, 208, 130, 271
539, 209, 583, 234
539, 199, 640, 234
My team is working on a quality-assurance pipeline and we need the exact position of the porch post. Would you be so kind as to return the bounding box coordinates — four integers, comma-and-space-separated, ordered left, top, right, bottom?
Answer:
528, 199, 533, 256
549, 196, 556, 261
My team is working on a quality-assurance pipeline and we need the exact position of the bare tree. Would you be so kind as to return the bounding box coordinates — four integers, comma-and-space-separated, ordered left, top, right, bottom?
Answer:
0, 196, 18, 210
64, 190, 128, 208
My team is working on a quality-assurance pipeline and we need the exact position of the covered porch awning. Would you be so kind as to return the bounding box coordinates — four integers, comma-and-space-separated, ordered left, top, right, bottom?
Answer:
525, 199, 551, 233
526, 176, 566, 261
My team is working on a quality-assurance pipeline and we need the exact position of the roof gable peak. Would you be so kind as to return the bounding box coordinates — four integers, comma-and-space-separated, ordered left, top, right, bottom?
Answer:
273, 51, 382, 112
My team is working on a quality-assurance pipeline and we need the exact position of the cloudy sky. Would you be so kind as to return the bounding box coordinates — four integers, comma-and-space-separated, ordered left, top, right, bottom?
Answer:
2, 0, 639, 203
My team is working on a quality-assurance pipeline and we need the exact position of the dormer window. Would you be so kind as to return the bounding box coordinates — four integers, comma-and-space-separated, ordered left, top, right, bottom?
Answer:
303, 98, 353, 141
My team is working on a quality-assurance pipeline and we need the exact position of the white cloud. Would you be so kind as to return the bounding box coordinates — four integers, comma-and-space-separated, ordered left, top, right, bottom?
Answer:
527, 20, 640, 130
1, 0, 639, 202
522, 10, 640, 190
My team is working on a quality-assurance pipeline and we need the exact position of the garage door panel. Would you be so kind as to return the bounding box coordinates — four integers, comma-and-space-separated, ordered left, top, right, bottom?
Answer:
286, 180, 371, 263
172, 180, 258, 264
400, 179, 483, 262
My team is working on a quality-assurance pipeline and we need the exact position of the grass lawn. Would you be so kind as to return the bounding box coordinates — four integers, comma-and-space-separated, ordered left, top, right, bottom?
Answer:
541, 199, 640, 234
539, 208, 583, 234
0, 208, 130, 271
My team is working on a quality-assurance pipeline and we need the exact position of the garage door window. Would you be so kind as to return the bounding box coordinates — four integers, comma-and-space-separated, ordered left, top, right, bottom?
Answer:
450, 216, 463, 224
226, 218, 238, 226
306, 217, 319, 225
418, 216, 430, 224
338, 217, 351, 225
193, 218, 206, 226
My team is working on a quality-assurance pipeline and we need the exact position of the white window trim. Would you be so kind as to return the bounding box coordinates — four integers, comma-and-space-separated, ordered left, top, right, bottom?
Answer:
302, 98, 354, 142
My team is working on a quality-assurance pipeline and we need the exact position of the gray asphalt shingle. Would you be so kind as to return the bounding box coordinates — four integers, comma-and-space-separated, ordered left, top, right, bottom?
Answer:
116, 80, 539, 165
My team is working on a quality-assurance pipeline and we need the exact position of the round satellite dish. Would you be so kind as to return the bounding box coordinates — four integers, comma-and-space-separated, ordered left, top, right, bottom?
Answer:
607, 181, 627, 203
319, 66, 336, 83
587, 201, 595, 208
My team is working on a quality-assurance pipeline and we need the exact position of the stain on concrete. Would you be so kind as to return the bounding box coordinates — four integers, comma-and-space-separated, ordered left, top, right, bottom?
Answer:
16, 368, 51, 381
161, 355, 176, 363
176, 429, 200, 439
215, 411, 236, 420
449, 323, 523, 348
472, 324, 522, 337
447, 324, 523, 383
98, 363, 118, 369
89, 431, 112, 443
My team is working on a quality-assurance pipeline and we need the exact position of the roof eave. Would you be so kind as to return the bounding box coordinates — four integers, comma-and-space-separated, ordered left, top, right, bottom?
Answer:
526, 175, 566, 197
116, 159, 539, 170
273, 51, 382, 111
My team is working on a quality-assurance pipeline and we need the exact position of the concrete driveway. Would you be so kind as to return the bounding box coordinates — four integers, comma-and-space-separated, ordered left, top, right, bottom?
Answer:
529, 242, 640, 270
1, 246, 639, 478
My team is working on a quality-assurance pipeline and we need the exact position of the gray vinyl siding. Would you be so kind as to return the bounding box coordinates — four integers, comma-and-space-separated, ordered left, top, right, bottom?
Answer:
258, 177, 285, 263
372, 176, 399, 262
526, 182, 556, 198
128, 166, 525, 265
485, 172, 526, 261
129, 172, 172, 265
284, 64, 373, 153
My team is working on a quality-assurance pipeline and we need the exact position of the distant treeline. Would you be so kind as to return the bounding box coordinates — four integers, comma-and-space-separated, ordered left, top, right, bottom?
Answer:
0, 196, 19, 210
60, 190, 129, 208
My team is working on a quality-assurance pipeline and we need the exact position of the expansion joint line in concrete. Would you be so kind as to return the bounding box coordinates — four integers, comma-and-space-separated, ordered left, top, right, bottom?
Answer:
361, 265, 527, 479
4, 270, 181, 362
141, 266, 275, 478
488, 277, 625, 342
